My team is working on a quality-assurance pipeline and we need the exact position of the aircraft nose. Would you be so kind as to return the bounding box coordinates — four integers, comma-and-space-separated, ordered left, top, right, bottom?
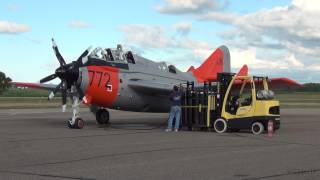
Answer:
82, 66, 119, 107
55, 64, 79, 83
55, 68, 66, 80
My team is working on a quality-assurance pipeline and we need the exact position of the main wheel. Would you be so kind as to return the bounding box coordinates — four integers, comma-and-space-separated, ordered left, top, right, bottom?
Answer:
251, 122, 264, 135
67, 118, 84, 129
96, 109, 110, 124
214, 118, 228, 133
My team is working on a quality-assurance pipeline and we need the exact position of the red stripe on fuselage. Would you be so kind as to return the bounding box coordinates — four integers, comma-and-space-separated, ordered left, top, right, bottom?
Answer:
85, 66, 119, 108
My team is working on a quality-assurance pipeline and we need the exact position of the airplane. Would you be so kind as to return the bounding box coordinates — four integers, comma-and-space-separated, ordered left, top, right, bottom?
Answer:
12, 39, 301, 129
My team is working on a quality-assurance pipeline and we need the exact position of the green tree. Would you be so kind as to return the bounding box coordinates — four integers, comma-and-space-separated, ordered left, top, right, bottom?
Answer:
0, 71, 12, 95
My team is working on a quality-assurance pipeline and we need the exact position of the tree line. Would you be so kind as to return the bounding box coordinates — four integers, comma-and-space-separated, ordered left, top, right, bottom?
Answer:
0, 71, 12, 95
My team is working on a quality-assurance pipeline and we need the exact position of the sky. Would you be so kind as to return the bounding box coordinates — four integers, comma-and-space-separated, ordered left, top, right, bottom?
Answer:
0, 0, 319, 83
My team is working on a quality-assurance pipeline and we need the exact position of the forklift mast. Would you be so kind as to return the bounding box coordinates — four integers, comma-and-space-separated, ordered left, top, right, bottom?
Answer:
181, 72, 235, 130
216, 73, 236, 115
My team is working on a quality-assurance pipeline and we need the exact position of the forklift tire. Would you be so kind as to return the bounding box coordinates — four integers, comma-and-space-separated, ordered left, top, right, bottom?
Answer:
251, 122, 264, 135
214, 118, 227, 133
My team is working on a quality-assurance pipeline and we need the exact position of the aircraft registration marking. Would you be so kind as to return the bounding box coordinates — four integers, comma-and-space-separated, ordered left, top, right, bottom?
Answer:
88, 70, 111, 89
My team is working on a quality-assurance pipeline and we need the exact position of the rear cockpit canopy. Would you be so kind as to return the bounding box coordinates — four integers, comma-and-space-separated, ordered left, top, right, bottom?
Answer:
155, 61, 177, 74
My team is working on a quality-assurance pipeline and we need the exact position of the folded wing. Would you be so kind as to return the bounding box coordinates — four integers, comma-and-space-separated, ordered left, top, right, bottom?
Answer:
127, 79, 173, 96
11, 82, 57, 91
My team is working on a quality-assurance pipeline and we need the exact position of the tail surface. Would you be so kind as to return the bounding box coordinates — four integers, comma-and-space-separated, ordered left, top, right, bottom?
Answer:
188, 46, 230, 82
237, 64, 248, 76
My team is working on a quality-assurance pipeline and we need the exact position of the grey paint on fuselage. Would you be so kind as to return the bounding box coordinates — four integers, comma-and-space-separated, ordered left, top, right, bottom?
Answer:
79, 45, 229, 113
112, 55, 196, 112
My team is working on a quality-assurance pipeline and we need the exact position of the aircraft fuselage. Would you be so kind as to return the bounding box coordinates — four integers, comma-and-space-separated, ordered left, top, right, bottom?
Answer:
78, 54, 196, 112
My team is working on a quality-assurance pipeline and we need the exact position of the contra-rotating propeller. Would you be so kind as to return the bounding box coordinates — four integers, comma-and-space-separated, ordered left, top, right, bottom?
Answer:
40, 38, 92, 111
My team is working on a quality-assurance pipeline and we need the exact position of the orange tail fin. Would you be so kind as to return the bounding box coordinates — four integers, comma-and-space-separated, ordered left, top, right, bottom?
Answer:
189, 46, 230, 82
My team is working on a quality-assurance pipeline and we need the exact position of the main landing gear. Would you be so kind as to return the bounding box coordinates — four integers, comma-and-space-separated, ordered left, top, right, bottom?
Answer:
96, 109, 110, 125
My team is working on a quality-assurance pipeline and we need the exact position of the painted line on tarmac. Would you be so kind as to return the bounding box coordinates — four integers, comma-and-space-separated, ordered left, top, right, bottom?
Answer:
241, 168, 320, 180
0, 169, 96, 180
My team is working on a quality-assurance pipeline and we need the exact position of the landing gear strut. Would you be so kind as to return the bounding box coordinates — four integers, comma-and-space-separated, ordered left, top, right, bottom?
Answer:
96, 109, 110, 125
67, 87, 84, 129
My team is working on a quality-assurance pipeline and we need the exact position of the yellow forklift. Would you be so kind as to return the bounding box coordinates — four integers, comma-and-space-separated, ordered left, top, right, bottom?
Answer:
181, 73, 280, 134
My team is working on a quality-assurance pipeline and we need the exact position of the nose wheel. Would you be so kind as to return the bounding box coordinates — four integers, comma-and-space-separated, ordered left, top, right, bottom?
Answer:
96, 109, 110, 125
68, 117, 84, 129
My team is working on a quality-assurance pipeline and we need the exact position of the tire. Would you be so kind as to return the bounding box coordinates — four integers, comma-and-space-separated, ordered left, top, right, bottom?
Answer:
96, 109, 110, 124
214, 118, 228, 133
251, 122, 264, 135
67, 118, 84, 129
75, 118, 84, 129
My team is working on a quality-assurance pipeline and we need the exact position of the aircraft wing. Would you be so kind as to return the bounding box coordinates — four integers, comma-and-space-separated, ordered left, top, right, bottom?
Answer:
269, 78, 303, 89
127, 79, 173, 96
11, 82, 57, 91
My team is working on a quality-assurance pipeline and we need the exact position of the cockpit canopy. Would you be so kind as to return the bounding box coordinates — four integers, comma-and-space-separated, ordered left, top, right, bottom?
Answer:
89, 45, 135, 64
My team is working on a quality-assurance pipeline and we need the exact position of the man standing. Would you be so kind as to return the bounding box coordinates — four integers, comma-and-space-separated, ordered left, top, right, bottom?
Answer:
166, 85, 182, 132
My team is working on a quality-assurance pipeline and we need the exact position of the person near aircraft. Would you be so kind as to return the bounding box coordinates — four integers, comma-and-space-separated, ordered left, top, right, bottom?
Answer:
166, 85, 182, 132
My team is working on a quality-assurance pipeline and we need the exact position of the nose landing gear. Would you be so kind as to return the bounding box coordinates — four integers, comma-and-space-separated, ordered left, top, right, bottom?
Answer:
67, 93, 85, 129
68, 117, 84, 129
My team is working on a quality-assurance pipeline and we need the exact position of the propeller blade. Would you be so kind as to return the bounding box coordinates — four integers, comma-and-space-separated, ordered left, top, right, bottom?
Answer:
53, 82, 63, 94
61, 81, 67, 113
48, 91, 54, 100
77, 46, 92, 65
52, 38, 66, 66
48, 82, 63, 100
40, 74, 57, 83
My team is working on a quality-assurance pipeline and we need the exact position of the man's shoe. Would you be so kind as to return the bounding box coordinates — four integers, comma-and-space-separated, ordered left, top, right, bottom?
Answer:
174, 129, 179, 132
165, 128, 172, 132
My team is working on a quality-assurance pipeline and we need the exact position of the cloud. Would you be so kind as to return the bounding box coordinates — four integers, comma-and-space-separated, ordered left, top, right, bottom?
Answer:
119, 24, 220, 70
156, 0, 228, 15
68, 21, 92, 29
230, 48, 304, 70
199, 0, 320, 59
292, 0, 320, 12
25, 37, 42, 44
173, 22, 192, 36
183, 0, 320, 81
119, 24, 179, 49
122, 0, 319, 82
0, 21, 30, 34
7, 4, 19, 12
229, 47, 320, 82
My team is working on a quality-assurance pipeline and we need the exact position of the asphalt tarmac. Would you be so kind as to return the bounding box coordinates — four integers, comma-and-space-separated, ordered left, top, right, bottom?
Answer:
0, 108, 319, 180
